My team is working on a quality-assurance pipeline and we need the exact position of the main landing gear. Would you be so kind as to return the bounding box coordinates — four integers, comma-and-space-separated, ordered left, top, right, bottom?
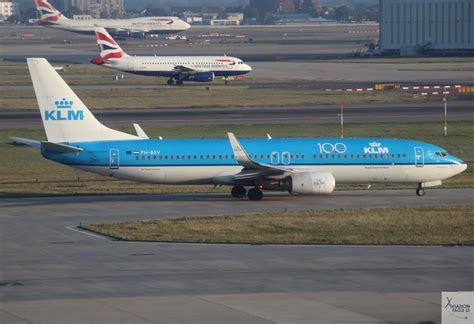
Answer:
416, 183, 425, 196
231, 186, 246, 198
167, 79, 183, 86
231, 186, 264, 201
247, 187, 264, 201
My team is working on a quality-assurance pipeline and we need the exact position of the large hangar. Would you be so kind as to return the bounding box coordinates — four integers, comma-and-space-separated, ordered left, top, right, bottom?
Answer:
380, 0, 474, 55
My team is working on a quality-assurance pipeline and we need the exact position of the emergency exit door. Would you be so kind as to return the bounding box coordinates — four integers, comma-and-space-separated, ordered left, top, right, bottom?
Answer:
109, 149, 119, 169
414, 147, 424, 167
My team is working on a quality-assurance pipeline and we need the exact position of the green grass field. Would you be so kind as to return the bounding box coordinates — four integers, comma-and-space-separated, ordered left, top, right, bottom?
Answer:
0, 121, 472, 197
0, 60, 433, 110
0, 87, 426, 111
83, 205, 474, 245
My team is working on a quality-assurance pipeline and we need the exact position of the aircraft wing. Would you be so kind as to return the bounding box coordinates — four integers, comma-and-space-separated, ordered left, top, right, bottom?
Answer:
227, 132, 297, 181
173, 65, 208, 73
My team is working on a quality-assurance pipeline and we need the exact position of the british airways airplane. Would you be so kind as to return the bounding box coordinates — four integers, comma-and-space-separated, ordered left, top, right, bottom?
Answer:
13, 58, 467, 200
91, 27, 252, 85
35, 0, 190, 37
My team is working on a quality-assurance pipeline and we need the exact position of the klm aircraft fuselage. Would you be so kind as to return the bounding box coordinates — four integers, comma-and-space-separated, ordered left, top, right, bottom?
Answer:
45, 137, 465, 186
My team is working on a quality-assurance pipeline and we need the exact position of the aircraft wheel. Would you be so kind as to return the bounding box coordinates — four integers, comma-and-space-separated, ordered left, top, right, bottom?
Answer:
231, 186, 246, 198
176, 80, 183, 86
167, 79, 174, 85
247, 188, 263, 201
416, 188, 425, 196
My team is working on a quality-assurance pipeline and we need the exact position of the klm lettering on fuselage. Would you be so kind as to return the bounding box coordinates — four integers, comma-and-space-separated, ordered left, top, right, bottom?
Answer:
44, 98, 84, 121
363, 141, 389, 154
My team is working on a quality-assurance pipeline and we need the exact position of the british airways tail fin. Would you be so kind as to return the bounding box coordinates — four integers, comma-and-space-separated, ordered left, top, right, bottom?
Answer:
34, 0, 68, 24
92, 27, 128, 65
27, 58, 140, 143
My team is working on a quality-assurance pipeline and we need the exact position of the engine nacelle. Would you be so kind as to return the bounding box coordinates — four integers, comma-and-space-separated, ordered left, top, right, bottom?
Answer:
115, 30, 131, 37
185, 71, 215, 83
131, 31, 146, 38
288, 171, 335, 195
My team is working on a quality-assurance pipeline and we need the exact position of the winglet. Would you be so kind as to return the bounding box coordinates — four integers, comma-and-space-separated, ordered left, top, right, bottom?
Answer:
227, 132, 258, 168
133, 123, 149, 139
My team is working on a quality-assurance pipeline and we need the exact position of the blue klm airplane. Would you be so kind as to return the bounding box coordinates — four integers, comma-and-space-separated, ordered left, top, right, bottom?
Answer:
12, 58, 467, 200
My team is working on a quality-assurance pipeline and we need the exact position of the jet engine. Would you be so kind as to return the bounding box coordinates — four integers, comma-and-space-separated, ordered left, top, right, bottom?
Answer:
115, 30, 131, 37
288, 171, 335, 195
131, 31, 146, 38
184, 72, 215, 82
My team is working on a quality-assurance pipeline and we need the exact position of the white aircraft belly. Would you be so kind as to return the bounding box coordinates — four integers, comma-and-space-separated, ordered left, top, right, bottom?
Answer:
74, 164, 460, 186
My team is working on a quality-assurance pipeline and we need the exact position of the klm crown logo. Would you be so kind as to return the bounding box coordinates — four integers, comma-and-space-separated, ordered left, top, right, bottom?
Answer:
44, 98, 84, 121
364, 141, 389, 154
55, 98, 73, 109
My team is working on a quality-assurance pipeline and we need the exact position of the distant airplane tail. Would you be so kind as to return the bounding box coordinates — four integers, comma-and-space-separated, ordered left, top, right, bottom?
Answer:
27, 58, 139, 143
91, 27, 129, 65
34, 0, 68, 24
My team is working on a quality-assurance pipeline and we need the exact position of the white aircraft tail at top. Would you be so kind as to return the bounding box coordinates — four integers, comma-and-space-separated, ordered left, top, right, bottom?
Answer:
35, 0, 68, 24
27, 58, 139, 143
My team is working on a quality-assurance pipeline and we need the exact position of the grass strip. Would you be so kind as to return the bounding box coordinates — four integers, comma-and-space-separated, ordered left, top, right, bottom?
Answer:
82, 205, 474, 245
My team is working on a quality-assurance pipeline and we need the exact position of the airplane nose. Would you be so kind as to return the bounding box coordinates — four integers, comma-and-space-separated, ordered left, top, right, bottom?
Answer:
244, 64, 252, 72
183, 21, 191, 30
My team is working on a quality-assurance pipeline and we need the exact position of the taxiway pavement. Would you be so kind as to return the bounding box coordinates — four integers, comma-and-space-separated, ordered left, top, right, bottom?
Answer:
1, 188, 473, 323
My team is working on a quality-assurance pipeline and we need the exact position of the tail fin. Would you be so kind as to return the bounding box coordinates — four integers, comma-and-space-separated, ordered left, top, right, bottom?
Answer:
34, 0, 68, 23
95, 27, 128, 61
27, 58, 139, 143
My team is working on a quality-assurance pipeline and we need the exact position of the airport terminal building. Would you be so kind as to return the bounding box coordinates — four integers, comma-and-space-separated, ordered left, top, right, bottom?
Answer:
380, 0, 474, 55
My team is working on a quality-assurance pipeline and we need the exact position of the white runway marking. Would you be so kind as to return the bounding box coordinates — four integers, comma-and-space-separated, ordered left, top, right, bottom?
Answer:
65, 225, 115, 241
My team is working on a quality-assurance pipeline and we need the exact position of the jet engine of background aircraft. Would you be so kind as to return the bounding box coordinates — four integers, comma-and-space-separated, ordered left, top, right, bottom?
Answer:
181, 71, 215, 83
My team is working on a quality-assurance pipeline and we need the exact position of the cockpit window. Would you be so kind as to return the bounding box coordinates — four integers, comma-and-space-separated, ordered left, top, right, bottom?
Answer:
435, 151, 448, 157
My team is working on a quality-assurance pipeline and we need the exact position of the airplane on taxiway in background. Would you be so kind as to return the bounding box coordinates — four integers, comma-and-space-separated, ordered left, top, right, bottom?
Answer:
34, 0, 190, 37
91, 27, 252, 85
12, 58, 466, 200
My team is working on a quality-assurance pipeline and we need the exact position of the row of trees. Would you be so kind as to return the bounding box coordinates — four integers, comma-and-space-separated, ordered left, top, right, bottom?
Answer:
243, 2, 379, 24
4, 2, 378, 25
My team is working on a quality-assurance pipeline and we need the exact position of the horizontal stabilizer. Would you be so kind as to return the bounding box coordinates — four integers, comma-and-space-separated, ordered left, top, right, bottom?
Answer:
10, 137, 41, 148
41, 141, 83, 153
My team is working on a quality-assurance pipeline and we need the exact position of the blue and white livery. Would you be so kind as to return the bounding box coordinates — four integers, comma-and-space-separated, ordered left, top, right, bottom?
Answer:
91, 27, 252, 85
13, 58, 467, 200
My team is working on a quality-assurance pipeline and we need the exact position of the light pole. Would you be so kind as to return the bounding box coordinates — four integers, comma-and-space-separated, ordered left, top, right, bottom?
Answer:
443, 93, 447, 137
340, 103, 344, 138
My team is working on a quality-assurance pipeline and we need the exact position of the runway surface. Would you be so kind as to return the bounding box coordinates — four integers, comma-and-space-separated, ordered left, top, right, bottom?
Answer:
1, 101, 473, 129
1, 188, 473, 323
